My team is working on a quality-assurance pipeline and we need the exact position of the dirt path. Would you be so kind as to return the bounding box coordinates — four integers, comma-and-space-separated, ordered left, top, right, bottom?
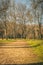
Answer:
0, 40, 40, 64
0, 40, 27, 47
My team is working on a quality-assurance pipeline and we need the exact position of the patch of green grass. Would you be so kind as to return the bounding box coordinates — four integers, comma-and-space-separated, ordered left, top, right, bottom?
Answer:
33, 45, 43, 62
27, 39, 43, 46
26, 39, 43, 62
0, 39, 16, 43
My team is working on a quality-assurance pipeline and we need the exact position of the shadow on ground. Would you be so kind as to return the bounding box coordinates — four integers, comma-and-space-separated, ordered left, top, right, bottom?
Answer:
0, 62, 43, 65
0, 43, 43, 48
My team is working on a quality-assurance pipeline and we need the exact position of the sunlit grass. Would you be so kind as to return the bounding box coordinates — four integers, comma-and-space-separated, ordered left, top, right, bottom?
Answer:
0, 38, 26, 43
26, 39, 43, 62
0, 39, 16, 43
27, 39, 43, 46
34, 45, 43, 61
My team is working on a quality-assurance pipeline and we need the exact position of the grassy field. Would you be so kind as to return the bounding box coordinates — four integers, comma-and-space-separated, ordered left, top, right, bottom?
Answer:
0, 39, 43, 64
0, 39, 16, 43
27, 39, 43, 46
27, 39, 43, 62
0, 39, 26, 43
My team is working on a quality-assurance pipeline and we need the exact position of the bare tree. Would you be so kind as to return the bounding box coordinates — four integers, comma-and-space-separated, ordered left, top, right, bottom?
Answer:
0, 0, 10, 39
9, 0, 17, 39
16, 3, 27, 38
31, 0, 43, 39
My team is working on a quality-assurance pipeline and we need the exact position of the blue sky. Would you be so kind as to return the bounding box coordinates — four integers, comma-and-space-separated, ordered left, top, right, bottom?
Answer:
15, 0, 31, 8
15, 0, 26, 4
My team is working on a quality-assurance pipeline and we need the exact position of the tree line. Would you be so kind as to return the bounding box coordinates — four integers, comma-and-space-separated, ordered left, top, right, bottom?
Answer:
0, 0, 43, 39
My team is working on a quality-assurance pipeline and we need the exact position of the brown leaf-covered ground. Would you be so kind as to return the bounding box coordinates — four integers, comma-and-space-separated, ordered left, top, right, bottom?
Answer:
0, 40, 42, 64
